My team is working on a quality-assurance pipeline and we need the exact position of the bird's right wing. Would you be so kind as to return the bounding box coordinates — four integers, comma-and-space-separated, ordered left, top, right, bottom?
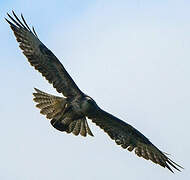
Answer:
89, 109, 183, 172
6, 11, 82, 98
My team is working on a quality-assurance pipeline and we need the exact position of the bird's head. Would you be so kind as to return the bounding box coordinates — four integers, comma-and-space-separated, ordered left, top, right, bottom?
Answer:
81, 96, 99, 116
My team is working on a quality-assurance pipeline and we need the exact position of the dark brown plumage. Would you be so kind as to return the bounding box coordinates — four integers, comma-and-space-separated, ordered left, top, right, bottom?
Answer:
6, 11, 183, 173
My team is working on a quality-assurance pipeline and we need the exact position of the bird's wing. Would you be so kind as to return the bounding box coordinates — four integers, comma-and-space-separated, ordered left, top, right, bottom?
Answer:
6, 11, 82, 98
89, 109, 183, 173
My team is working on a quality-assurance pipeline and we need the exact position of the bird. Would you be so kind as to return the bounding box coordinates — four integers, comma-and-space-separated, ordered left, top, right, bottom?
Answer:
6, 11, 183, 173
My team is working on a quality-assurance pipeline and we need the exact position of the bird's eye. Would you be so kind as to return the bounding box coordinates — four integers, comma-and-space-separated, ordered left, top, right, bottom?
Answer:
85, 97, 93, 104
87, 98, 92, 103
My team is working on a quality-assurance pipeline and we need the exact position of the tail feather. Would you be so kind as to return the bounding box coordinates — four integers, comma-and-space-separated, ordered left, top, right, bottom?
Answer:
68, 120, 77, 133
33, 88, 94, 137
85, 120, 94, 136
80, 119, 87, 136
68, 118, 94, 137
72, 119, 82, 136
51, 117, 93, 137
33, 88, 66, 119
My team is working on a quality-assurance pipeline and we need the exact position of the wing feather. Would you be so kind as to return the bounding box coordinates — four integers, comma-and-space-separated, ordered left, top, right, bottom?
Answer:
6, 11, 82, 98
89, 109, 183, 173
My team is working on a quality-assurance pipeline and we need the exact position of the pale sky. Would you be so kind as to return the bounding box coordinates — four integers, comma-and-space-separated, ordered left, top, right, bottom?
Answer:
0, 0, 189, 179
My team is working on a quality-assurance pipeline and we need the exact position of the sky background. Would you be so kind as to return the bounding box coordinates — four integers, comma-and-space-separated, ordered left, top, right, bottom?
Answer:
0, 0, 189, 179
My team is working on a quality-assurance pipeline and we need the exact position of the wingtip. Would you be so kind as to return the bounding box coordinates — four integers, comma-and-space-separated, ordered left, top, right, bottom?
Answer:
5, 17, 9, 23
12, 10, 15, 14
34, 87, 40, 92
7, 12, 11, 16
6, 13, 12, 23
168, 158, 184, 171
5, 16, 15, 27
12, 10, 19, 20
90, 133, 94, 137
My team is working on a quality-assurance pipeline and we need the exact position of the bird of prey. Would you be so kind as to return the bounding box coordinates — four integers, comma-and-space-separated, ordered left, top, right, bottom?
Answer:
6, 11, 183, 173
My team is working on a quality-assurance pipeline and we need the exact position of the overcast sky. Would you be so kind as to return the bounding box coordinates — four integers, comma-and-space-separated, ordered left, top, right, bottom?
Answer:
0, 0, 189, 179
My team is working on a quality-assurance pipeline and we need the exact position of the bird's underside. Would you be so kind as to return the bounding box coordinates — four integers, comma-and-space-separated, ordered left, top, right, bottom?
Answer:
6, 11, 183, 173
33, 88, 94, 137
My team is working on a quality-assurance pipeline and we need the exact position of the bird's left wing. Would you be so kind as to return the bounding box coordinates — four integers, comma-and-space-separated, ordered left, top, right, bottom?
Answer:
89, 109, 183, 173
6, 11, 82, 98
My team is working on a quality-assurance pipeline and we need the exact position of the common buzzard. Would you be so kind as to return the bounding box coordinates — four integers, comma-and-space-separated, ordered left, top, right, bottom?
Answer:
6, 11, 183, 173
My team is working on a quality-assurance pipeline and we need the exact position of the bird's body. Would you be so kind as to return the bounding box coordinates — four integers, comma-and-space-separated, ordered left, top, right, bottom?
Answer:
6, 11, 183, 173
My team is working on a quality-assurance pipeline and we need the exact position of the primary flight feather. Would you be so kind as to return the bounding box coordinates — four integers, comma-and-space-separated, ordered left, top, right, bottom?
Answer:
6, 11, 183, 173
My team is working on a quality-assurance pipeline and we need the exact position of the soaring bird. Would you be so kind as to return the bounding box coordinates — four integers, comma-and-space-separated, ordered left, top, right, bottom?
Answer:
6, 11, 183, 173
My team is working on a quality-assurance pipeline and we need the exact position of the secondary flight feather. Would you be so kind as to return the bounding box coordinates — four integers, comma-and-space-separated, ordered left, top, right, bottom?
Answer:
6, 11, 183, 173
